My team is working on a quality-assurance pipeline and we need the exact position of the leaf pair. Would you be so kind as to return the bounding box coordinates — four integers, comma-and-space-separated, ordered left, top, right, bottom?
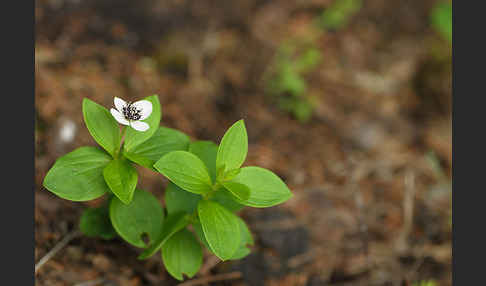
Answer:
155, 119, 292, 208
154, 120, 249, 196
217, 120, 292, 207
43, 146, 139, 204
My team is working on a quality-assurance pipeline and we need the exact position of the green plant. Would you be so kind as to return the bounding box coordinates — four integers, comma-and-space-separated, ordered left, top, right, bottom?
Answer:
430, 1, 452, 43
264, 0, 362, 122
412, 280, 437, 286
265, 41, 322, 122
316, 0, 362, 30
42, 95, 293, 281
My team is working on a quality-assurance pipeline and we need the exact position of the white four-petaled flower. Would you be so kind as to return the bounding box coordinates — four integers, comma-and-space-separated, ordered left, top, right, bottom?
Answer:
110, 97, 152, 132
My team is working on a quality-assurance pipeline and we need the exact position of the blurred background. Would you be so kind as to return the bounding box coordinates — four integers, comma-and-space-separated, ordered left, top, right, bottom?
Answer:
35, 0, 452, 285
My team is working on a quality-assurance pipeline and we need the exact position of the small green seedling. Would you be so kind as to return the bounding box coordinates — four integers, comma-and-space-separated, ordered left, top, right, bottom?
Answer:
42, 96, 293, 281
316, 0, 362, 30
264, 0, 362, 123
430, 1, 452, 43
265, 41, 322, 123
412, 280, 437, 286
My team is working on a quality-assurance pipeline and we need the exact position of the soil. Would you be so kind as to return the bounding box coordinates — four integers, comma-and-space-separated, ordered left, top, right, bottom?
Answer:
35, 0, 451, 285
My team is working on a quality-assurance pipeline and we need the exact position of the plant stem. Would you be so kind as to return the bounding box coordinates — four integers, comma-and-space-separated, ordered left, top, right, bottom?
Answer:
120, 125, 128, 143
212, 181, 221, 192
201, 181, 222, 200
188, 211, 198, 224
116, 126, 128, 158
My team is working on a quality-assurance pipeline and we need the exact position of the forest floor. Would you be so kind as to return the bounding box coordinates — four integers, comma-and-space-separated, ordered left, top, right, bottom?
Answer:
35, 0, 452, 285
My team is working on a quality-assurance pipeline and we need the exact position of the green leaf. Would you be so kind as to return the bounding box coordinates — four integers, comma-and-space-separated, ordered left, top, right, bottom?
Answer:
162, 229, 203, 281
193, 217, 252, 260
192, 221, 211, 250
318, 0, 362, 30
194, 216, 254, 260
431, 2, 452, 43
103, 158, 138, 204
221, 181, 250, 201
154, 151, 212, 194
295, 48, 322, 73
165, 182, 201, 215
230, 217, 254, 260
216, 165, 226, 181
216, 120, 248, 173
229, 166, 292, 207
211, 188, 245, 212
281, 68, 306, 96
231, 246, 251, 260
124, 126, 190, 171
82, 98, 121, 156
123, 95, 162, 151
197, 200, 240, 261
189, 141, 218, 182
189, 141, 246, 210
43, 147, 111, 201
79, 206, 117, 240
109, 189, 164, 248
223, 168, 241, 181
138, 212, 190, 259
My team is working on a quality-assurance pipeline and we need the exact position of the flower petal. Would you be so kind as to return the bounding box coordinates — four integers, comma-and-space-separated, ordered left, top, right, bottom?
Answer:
111, 108, 129, 125
132, 100, 153, 120
130, 121, 150, 132
114, 97, 127, 112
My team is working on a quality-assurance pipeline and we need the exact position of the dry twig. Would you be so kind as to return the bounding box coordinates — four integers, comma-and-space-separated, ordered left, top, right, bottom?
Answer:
198, 255, 221, 275
395, 170, 416, 254
35, 229, 81, 274
177, 272, 242, 286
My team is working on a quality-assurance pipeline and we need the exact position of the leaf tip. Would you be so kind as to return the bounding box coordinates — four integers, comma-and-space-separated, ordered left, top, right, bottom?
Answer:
81, 97, 96, 111
137, 248, 155, 260
236, 119, 246, 128
119, 197, 131, 205
42, 175, 49, 189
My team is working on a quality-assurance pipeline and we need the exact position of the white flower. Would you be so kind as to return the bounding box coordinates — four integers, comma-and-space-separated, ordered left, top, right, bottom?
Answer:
110, 97, 153, 132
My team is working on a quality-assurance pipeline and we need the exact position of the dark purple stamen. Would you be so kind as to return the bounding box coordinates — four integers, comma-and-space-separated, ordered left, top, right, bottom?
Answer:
122, 102, 142, 121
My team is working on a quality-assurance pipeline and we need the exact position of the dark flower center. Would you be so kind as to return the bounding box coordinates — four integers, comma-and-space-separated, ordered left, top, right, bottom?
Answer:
122, 103, 142, 121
